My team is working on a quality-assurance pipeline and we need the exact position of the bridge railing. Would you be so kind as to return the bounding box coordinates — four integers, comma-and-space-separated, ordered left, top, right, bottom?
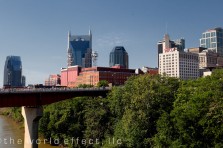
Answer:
0, 87, 111, 94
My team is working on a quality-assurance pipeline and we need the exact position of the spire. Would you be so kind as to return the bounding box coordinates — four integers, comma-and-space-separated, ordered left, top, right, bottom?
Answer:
67, 30, 73, 67
67, 31, 71, 49
89, 26, 92, 48
68, 30, 71, 38
163, 34, 170, 52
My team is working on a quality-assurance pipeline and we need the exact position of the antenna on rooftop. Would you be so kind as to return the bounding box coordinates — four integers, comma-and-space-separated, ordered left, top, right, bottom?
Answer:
91, 51, 98, 67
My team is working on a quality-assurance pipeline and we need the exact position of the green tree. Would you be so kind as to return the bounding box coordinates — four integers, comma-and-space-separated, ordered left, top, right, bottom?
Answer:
97, 80, 109, 88
39, 97, 87, 147
153, 69, 223, 147
77, 84, 94, 88
105, 74, 180, 147
83, 97, 111, 147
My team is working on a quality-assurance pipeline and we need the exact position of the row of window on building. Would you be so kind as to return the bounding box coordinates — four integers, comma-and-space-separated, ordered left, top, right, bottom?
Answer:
158, 27, 223, 79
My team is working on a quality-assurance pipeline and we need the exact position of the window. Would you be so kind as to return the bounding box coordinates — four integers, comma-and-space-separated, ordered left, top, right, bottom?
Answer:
206, 33, 210, 38
212, 43, 217, 48
202, 33, 205, 38
211, 38, 216, 42
201, 39, 205, 44
206, 39, 211, 48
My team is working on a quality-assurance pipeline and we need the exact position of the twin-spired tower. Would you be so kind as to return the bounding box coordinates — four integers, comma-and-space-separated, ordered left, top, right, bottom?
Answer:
67, 30, 92, 68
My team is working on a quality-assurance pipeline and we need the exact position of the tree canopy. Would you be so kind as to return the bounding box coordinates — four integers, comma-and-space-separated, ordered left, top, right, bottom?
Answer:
37, 70, 223, 147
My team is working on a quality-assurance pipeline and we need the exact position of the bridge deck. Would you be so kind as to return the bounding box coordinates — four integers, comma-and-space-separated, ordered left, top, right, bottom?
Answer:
0, 88, 110, 107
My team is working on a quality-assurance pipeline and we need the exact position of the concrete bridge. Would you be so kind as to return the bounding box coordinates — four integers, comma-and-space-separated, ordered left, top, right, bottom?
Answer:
0, 87, 110, 148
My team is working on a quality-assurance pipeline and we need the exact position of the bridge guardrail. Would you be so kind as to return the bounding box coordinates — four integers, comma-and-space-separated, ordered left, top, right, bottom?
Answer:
0, 87, 111, 94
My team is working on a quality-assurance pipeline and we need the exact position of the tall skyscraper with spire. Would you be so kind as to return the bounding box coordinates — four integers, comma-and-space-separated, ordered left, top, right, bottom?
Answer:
67, 30, 92, 67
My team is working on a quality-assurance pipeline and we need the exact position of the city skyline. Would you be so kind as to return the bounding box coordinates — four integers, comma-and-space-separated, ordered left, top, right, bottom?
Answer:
0, 0, 222, 85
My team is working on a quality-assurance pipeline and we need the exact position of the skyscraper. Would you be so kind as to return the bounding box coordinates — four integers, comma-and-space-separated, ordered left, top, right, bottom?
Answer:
200, 27, 223, 55
159, 50, 199, 80
158, 34, 199, 80
109, 46, 129, 69
67, 30, 92, 68
3, 56, 23, 87
157, 34, 185, 65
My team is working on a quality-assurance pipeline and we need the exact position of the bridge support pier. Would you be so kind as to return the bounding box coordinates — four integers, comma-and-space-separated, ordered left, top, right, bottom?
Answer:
22, 106, 43, 148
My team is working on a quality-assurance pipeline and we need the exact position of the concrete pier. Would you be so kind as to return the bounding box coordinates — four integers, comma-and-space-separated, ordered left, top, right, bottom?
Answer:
22, 106, 43, 148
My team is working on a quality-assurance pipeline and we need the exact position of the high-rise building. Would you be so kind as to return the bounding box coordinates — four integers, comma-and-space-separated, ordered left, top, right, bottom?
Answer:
157, 34, 185, 65
22, 75, 26, 87
159, 50, 199, 80
158, 34, 199, 80
200, 27, 223, 55
3, 56, 23, 87
109, 46, 129, 69
67, 30, 92, 68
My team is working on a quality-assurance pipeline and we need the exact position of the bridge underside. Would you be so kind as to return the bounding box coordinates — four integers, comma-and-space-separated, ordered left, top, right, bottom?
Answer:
0, 90, 109, 107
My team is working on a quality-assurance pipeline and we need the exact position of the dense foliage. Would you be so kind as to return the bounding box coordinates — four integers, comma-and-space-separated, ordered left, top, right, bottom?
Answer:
40, 74, 180, 147
97, 80, 109, 88
6, 69, 223, 147
153, 69, 223, 147
0, 107, 23, 122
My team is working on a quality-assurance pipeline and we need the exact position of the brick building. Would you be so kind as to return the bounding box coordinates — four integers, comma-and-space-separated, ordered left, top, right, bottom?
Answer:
45, 74, 61, 86
75, 66, 135, 87
60, 66, 81, 87
60, 65, 136, 87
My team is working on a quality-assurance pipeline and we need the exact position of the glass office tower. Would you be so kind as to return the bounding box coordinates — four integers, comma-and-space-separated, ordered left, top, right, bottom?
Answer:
200, 27, 223, 55
3, 56, 22, 87
109, 46, 129, 69
67, 30, 92, 68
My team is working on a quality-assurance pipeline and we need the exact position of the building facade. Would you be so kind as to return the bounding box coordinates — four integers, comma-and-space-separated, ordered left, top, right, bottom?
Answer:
3, 56, 23, 87
67, 30, 92, 68
158, 34, 185, 64
200, 27, 223, 55
141, 66, 159, 75
198, 50, 222, 69
188, 47, 223, 73
60, 65, 135, 87
22, 76, 26, 87
109, 46, 129, 69
75, 66, 135, 87
188, 47, 206, 54
45, 74, 61, 86
60, 66, 82, 87
159, 49, 199, 80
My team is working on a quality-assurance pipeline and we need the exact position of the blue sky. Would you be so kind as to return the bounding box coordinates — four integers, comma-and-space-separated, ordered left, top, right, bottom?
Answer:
0, 0, 222, 85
